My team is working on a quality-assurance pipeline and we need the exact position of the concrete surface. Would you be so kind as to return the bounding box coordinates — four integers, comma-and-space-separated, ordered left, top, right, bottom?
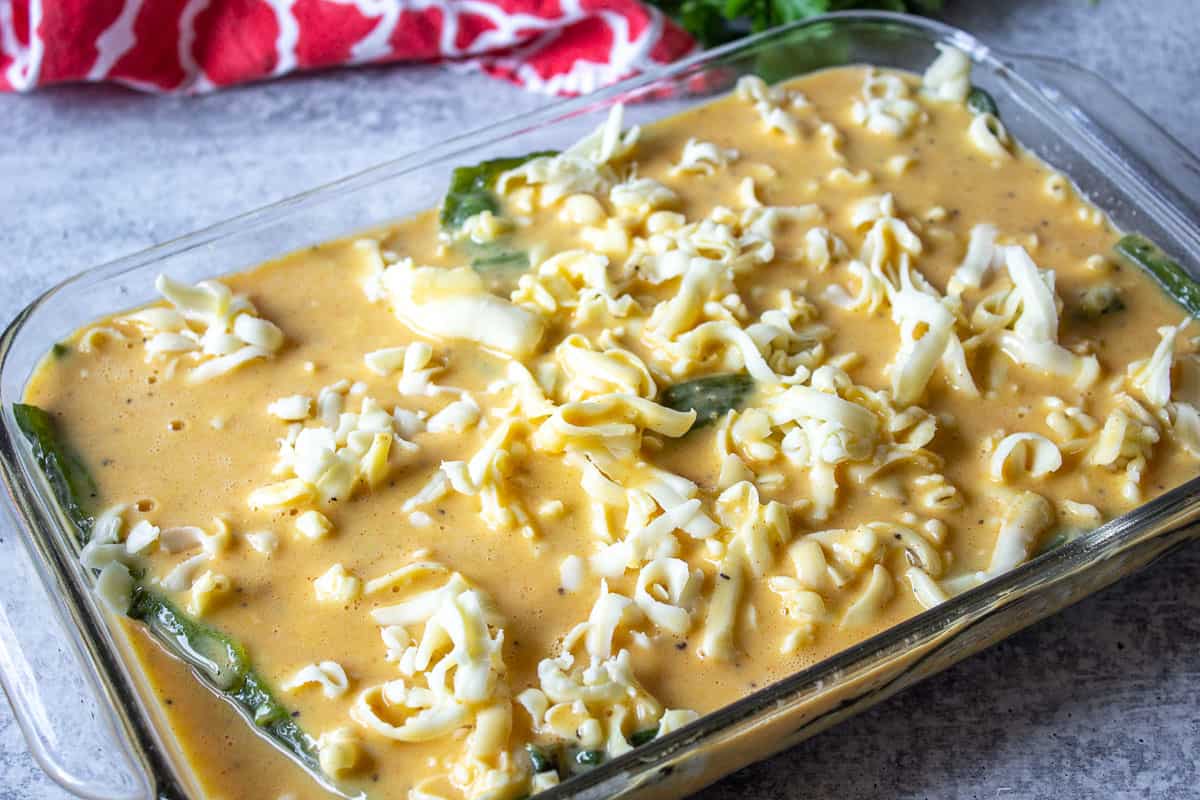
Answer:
0, 1, 1197, 798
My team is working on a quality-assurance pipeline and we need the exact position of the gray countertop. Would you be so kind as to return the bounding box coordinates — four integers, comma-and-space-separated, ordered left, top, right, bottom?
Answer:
1, 2, 1198, 798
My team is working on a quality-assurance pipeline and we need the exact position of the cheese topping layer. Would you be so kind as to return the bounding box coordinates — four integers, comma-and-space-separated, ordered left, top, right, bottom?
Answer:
26, 55, 1200, 800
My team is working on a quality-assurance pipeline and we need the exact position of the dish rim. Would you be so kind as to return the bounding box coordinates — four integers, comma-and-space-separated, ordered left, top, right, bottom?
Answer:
0, 10, 1198, 799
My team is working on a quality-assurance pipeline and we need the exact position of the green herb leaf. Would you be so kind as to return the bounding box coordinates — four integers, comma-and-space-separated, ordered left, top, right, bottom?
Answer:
661, 374, 755, 429
13, 403, 98, 539
574, 749, 605, 767
648, 0, 943, 48
677, 0, 743, 46
1115, 234, 1200, 318
439, 152, 556, 233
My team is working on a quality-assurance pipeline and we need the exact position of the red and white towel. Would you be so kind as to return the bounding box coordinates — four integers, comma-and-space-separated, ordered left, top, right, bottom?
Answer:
0, 0, 696, 95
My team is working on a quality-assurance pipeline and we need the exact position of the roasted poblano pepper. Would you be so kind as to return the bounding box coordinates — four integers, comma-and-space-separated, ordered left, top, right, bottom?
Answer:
439, 152, 555, 232
439, 151, 555, 279
470, 247, 530, 272
1077, 285, 1125, 320
1115, 234, 1200, 318
525, 727, 658, 784
526, 743, 556, 775
13, 402, 323, 776
14, 403, 97, 536
966, 86, 999, 118
628, 726, 659, 747
660, 374, 755, 430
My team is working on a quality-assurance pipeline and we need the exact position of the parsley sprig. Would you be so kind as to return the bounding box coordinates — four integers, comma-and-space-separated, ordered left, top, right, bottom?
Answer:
652, 0, 945, 47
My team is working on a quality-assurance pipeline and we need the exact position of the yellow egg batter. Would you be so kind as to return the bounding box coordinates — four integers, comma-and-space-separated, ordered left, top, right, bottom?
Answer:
21, 53, 1200, 800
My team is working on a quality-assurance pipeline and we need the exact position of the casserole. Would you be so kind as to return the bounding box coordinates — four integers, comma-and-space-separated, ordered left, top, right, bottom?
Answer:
1, 12, 1199, 799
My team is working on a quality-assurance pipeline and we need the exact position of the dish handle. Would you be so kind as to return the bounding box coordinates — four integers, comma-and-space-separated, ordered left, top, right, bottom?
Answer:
0, 509, 152, 800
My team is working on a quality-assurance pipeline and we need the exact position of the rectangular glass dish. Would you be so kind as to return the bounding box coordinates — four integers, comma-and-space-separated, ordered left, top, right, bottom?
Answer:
1, 11, 1199, 800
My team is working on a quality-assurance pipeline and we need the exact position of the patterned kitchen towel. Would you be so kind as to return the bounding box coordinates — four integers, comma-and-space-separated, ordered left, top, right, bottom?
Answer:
0, 0, 695, 95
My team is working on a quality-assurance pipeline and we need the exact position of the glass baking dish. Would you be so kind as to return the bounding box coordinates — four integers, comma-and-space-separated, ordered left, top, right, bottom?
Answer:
1, 11, 1198, 799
